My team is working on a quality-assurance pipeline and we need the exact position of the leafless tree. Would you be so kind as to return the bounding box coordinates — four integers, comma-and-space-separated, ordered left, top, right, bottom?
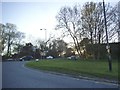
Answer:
56, 5, 83, 57
81, 2, 119, 44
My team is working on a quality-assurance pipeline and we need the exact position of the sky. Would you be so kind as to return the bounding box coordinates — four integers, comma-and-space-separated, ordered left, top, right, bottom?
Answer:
1, 0, 119, 44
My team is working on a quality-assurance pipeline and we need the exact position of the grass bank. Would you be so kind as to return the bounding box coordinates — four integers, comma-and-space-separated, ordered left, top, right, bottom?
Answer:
26, 59, 118, 80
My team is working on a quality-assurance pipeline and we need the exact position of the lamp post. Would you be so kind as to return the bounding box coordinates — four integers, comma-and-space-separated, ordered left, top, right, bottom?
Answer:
32, 46, 37, 59
40, 28, 47, 59
40, 28, 47, 41
103, 0, 112, 72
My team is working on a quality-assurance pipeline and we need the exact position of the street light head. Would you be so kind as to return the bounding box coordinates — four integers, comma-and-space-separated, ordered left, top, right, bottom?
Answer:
40, 28, 46, 30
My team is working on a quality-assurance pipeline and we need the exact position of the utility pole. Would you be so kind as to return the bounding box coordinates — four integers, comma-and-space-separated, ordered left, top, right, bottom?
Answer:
103, 0, 112, 72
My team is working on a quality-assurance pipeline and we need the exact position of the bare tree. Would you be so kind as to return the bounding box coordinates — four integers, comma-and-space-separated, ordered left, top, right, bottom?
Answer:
81, 2, 119, 44
56, 2, 119, 59
81, 2, 119, 59
12, 31, 25, 54
81, 2, 96, 44
6, 23, 18, 56
56, 5, 83, 57
112, 2, 120, 42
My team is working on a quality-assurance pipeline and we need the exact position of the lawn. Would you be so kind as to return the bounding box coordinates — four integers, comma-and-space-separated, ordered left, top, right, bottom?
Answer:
26, 59, 119, 80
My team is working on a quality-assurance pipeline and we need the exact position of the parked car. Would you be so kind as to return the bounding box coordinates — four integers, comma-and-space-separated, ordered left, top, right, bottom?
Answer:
67, 56, 77, 60
46, 56, 53, 59
35, 59, 39, 62
7, 58, 13, 61
67, 57, 71, 59
20, 56, 33, 61
19, 58, 24, 61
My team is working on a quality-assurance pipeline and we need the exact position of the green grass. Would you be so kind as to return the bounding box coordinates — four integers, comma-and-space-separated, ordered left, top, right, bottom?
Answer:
26, 59, 119, 80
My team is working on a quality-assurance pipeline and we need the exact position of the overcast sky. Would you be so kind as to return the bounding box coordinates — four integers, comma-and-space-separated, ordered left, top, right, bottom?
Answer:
1, 0, 119, 44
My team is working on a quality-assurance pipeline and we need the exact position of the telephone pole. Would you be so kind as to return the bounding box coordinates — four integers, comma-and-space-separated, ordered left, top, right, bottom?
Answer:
103, 0, 112, 72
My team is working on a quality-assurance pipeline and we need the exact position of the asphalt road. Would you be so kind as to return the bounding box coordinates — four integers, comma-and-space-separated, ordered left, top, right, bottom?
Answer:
2, 61, 118, 88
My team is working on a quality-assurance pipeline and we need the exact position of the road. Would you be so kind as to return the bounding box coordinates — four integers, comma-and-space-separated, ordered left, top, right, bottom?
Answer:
2, 61, 118, 88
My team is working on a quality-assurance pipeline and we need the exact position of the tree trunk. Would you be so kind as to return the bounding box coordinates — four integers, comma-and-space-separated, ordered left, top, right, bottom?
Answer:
90, 31, 93, 44
7, 35, 11, 57
97, 32, 101, 60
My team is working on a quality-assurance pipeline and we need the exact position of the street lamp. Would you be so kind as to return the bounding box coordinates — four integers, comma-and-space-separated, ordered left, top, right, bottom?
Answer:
103, 0, 112, 72
32, 46, 37, 59
40, 28, 47, 59
40, 28, 47, 41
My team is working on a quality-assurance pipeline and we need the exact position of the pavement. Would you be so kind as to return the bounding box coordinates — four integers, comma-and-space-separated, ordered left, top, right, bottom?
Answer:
2, 61, 119, 88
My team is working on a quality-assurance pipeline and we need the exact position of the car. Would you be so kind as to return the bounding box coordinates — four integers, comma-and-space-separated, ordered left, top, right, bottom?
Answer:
46, 56, 53, 59
67, 57, 72, 59
7, 58, 13, 61
67, 56, 77, 60
35, 59, 39, 62
20, 56, 33, 61
19, 58, 24, 61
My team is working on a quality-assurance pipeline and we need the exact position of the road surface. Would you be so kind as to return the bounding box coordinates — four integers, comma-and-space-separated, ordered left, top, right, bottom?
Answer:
2, 61, 118, 88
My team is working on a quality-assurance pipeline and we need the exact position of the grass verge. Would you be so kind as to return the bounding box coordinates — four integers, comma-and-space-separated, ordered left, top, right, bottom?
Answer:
26, 59, 119, 81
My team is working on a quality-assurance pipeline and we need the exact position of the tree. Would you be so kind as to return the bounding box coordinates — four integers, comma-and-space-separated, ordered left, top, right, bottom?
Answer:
81, 2, 118, 44
81, 2, 119, 59
81, 2, 96, 44
79, 38, 90, 59
20, 43, 34, 57
0, 23, 7, 53
36, 40, 47, 52
112, 2, 120, 42
47, 39, 67, 58
81, 2, 102, 59
0, 38, 1, 55
56, 5, 83, 57
6, 23, 17, 56
56, 2, 119, 59
65, 48, 75, 57
0, 23, 25, 56
12, 43, 24, 54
